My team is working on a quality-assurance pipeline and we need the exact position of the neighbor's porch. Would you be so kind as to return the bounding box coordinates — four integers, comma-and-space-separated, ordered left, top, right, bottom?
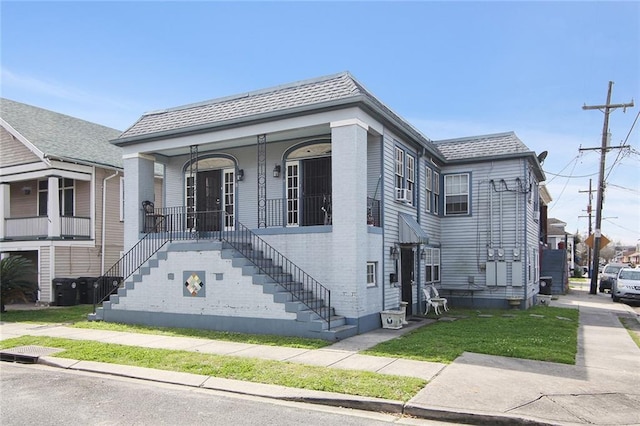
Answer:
0, 176, 91, 241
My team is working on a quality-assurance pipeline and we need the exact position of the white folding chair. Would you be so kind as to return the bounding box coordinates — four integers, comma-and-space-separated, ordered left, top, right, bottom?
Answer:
422, 288, 441, 315
430, 285, 449, 312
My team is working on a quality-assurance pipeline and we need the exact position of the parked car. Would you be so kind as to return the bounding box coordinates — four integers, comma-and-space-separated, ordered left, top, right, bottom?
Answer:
598, 263, 628, 293
611, 268, 640, 303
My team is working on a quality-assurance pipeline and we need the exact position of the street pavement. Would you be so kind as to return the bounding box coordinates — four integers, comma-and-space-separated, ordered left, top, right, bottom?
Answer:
1, 282, 639, 426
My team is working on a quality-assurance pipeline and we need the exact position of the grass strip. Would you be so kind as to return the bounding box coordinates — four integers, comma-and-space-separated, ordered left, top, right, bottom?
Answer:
0, 306, 328, 350
364, 306, 579, 364
0, 336, 425, 401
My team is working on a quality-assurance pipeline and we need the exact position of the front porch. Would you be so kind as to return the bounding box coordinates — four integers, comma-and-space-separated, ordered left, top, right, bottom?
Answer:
140, 196, 381, 234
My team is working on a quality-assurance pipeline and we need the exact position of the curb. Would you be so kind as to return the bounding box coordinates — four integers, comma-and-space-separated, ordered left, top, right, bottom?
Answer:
38, 356, 555, 426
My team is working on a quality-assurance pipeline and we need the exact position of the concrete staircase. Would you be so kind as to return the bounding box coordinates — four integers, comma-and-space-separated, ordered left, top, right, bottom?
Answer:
92, 241, 358, 341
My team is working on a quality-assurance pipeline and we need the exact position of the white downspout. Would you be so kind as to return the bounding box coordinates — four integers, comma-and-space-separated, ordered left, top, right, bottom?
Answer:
101, 170, 119, 274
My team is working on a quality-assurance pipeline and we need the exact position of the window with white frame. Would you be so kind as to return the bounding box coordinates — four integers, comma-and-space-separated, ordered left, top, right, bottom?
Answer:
444, 173, 470, 216
38, 178, 75, 216
406, 155, 415, 202
424, 248, 440, 283
395, 147, 404, 192
425, 167, 432, 213
394, 146, 415, 204
433, 171, 440, 214
366, 262, 377, 287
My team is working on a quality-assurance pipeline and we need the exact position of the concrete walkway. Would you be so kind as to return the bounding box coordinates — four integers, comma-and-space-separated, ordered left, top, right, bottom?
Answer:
1, 283, 639, 425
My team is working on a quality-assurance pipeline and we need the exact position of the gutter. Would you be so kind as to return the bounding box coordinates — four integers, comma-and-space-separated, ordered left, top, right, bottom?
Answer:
101, 170, 119, 274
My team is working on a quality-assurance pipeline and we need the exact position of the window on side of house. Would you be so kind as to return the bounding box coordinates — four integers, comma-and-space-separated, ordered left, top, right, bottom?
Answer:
366, 262, 377, 287
444, 173, 470, 216
424, 248, 441, 283
425, 167, 432, 213
433, 171, 440, 214
394, 146, 416, 205
395, 146, 404, 194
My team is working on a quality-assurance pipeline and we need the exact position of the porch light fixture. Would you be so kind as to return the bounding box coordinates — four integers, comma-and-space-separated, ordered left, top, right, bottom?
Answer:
236, 169, 244, 181
273, 164, 281, 178
420, 248, 426, 260
390, 246, 399, 260
22, 186, 32, 195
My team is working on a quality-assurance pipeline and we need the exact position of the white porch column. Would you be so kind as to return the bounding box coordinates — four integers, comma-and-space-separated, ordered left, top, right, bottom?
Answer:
47, 176, 61, 238
123, 153, 156, 252
0, 183, 9, 240
330, 119, 369, 318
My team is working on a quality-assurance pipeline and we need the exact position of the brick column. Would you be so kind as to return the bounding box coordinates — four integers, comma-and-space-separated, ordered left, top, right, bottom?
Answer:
330, 119, 369, 318
123, 153, 156, 251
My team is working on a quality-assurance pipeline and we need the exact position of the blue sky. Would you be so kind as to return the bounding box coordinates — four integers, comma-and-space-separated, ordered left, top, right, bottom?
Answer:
2, 1, 639, 247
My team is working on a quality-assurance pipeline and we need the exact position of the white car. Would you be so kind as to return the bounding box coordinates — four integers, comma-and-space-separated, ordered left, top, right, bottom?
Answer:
611, 268, 640, 303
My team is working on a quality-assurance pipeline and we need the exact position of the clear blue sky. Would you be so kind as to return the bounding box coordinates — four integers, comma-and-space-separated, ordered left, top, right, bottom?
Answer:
2, 1, 639, 247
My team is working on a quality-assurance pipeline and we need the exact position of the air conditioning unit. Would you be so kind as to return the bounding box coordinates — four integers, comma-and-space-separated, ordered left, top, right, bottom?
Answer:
395, 188, 411, 203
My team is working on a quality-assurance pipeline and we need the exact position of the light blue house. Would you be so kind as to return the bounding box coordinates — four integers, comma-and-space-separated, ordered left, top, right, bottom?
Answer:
94, 72, 546, 340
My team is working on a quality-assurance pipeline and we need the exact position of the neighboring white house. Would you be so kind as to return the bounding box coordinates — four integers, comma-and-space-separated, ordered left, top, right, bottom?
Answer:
97, 72, 546, 340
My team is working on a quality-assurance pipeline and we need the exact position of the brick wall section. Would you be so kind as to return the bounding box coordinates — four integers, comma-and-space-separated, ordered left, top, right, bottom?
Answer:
111, 248, 297, 320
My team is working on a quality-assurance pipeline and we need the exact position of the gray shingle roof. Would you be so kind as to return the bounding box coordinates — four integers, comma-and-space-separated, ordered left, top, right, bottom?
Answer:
433, 132, 531, 161
116, 72, 439, 161
120, 72, 365, 139
1, 98, 123, 169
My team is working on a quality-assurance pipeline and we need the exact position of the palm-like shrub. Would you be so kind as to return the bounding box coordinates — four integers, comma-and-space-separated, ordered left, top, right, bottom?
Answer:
1, 255, 37, 312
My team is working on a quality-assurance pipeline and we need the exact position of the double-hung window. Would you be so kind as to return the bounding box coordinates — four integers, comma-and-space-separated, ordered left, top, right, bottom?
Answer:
424, 248, 440, 283
366, 262, 377, 287
433, 171, 440, 214
425, 167, 432, 213
444, 173, 470, 216
394, 146, 415, 205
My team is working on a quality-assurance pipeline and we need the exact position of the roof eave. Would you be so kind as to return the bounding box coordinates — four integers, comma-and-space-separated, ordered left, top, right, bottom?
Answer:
444, 151, 546, 180
113, 94, 446, 164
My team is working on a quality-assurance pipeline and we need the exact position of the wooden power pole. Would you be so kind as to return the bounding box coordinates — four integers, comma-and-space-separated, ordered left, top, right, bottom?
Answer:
581, 81, 634, 295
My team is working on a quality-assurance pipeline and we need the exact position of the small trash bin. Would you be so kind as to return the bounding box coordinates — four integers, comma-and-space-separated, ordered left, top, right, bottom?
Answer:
53, 278, 79, 306
539, 276, 553, 295
95, 276, 123, 302
77, 277, 98, 304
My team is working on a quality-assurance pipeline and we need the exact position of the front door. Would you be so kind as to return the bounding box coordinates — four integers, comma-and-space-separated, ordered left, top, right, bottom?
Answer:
302, 157, 331, 226
401, 247, 415, 316
196, 170, 222, 231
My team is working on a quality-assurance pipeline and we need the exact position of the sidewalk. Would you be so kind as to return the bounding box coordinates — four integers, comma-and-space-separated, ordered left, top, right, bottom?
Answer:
1, 284, 639, 425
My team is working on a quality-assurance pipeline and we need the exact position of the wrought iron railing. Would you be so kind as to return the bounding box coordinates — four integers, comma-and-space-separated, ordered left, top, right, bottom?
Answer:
92, 220, 171, 308
219, 220, 331, 329
93, 208, 332, 328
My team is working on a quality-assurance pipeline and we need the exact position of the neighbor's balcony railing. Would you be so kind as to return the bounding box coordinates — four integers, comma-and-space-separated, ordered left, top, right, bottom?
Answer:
4, 216, 91, 240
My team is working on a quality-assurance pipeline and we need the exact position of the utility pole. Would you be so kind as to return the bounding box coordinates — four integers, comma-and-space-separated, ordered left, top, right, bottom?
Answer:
579, 179, 594, 277
581, 81, 634, 295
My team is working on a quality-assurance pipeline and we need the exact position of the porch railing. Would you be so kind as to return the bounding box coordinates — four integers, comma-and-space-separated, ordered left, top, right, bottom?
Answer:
4, 216, 90, 239
94, 209, 332, 329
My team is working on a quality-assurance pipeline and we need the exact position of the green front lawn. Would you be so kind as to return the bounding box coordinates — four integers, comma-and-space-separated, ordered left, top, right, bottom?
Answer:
364, 306, 579, 364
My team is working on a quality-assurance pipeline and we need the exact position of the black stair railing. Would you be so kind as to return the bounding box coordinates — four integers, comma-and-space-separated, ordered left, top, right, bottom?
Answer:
93, 207, 332, 329
92, 213, 171, 312
218, 219, 332, 330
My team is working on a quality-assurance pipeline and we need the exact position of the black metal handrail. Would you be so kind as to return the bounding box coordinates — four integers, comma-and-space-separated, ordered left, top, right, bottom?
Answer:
218, 220, 331, 329
92, 216, 171, 310
93, 208, 332, 329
